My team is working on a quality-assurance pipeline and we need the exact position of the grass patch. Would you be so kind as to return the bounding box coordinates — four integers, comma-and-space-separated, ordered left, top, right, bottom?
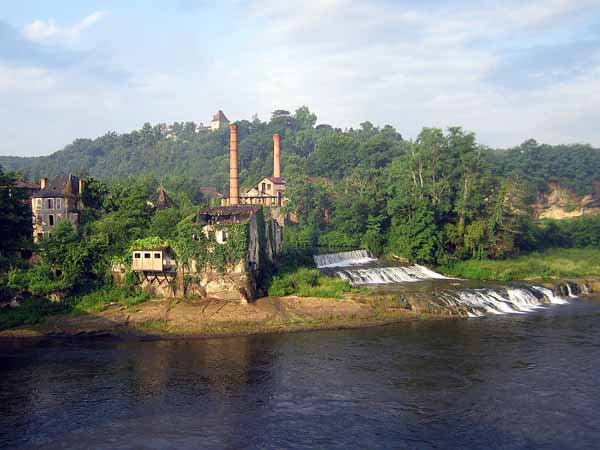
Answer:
268, 267, 365, 299
440, 248, 600, 281
137, 319, 169, 332
0, 287, 152, 330
69, 287, 152, 315
0, 298, 68, 330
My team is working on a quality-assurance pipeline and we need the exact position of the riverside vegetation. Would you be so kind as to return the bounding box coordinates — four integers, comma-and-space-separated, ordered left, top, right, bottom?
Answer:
1, 107, 599, 331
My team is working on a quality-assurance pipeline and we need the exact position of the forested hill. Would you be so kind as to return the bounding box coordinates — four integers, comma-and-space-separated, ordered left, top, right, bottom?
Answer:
2, 107, 600, 199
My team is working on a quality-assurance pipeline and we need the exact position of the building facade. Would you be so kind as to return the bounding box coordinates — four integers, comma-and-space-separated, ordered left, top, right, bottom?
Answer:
32, 174, 84, 241
210, 110, 230, 131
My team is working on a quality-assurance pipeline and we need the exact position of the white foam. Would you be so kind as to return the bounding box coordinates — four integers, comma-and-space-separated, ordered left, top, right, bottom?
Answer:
314, 250, 377, 268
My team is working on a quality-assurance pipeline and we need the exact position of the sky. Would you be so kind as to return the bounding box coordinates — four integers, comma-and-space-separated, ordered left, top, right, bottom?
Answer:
1, 0, 600, 157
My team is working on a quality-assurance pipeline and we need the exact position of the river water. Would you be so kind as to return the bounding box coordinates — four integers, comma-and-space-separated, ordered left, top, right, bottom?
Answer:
2, 299, 600, 450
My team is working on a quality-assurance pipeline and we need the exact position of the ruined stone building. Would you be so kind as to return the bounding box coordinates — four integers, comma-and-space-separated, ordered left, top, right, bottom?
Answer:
127, 123, 284, 303
32, 174, 84, 242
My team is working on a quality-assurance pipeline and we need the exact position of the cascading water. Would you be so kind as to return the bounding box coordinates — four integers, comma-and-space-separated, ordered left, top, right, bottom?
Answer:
314, 250, 449, 283
313, 250, 376, 268
314, 250, 570, 317
439, 286, 568, 317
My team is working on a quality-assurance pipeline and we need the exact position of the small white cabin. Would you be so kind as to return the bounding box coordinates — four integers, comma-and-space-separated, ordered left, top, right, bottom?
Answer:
132, 248, 176, 272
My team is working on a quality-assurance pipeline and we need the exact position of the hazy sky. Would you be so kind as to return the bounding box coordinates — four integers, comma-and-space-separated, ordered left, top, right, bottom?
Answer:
1, 0, 599, 156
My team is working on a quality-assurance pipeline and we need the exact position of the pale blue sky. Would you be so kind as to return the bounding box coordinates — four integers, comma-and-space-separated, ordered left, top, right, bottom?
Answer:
1, 0, 599, 156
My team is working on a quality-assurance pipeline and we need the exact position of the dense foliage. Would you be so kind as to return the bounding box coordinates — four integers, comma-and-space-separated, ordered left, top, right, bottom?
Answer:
490, 139, 600, 196
1, 106, 599, 328
0, 166, 32, 272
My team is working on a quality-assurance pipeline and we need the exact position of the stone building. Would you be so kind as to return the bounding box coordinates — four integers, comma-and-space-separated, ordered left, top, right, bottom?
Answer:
126, 124, 286, 303
32, 174, 84, 241
210, 110, 230, 131
128, 205, 282, 303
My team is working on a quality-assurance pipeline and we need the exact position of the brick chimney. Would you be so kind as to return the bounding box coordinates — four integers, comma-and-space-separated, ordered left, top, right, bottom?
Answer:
229, 124, 239, 205
40, 177, 47, 189
273, 133, 281, 178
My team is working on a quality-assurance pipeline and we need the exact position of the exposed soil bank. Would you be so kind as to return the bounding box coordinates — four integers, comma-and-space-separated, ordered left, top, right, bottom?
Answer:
0, 295, 438, 340
1, 278, 596, 340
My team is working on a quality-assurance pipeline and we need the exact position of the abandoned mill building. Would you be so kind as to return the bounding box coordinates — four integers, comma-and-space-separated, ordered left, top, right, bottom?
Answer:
127, 123, 284, 303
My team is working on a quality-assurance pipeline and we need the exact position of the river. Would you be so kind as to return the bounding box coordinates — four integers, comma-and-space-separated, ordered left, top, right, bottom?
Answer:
1, 298, 599, 449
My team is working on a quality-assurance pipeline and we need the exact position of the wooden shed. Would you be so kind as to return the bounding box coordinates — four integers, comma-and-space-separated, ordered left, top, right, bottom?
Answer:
132, 247, 176, 272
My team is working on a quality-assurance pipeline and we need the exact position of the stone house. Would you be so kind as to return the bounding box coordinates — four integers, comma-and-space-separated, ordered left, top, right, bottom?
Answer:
32, 174, 84, 242
241, 176, 286, 207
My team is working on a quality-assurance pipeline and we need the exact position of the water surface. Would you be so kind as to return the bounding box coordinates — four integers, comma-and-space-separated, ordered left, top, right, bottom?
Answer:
1, 299, 599, 449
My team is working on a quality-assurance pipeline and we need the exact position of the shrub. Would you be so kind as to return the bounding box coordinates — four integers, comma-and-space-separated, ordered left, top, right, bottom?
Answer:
268, 267, 357, 299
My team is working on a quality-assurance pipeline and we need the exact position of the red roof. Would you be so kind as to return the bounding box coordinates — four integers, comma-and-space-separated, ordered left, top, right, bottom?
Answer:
266, 176, 286, 185
212, 110, 229, 122
14, 180, 40, 190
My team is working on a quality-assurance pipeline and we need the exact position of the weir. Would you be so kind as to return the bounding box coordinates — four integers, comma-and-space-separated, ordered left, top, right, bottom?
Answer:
314, 250, 569, 317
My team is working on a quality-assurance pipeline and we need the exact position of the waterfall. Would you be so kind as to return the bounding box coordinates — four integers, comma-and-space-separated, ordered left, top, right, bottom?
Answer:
582, 284, 591, 295
566, 283, 578, 298
335, 265, 449, 284
314, 250, 376, 268
531, 286, 568, 304
314, 250, 449, 283
314, 250, 569, 317
439, 286, 568, 316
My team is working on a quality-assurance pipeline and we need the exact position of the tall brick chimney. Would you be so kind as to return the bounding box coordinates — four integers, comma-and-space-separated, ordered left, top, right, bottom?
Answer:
40, 177, 47, 189
273, 133, 281, 178
229, 124, 239, 205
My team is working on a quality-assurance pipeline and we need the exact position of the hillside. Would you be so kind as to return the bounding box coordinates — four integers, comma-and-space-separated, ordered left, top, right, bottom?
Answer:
2, 110, 600, 208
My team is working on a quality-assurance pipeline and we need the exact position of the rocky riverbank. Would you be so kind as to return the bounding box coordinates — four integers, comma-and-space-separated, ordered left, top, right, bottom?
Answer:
0, 294, 437, 339
1, 278, 596, 340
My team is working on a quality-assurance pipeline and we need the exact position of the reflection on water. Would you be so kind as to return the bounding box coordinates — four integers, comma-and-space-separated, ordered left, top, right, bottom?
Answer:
1, 299, 600, 449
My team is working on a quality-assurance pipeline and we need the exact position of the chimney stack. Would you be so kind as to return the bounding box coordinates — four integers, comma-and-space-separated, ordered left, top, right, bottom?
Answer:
40, 177, 47, 189
229, 124, 239, 205
273, 133, 281, 178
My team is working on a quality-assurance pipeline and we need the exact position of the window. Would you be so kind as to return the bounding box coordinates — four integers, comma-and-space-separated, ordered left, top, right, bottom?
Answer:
221, 230, 227, 242
55, 198, 62, 210
267, 183, 272, 191
134, 253, 141, 259
36, 198, 42, 209
144, 253, 151, 259
47, 199, 54, 209
261, 182, 266, 192
154, 253, 161, 259
48, 215, 54, 226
